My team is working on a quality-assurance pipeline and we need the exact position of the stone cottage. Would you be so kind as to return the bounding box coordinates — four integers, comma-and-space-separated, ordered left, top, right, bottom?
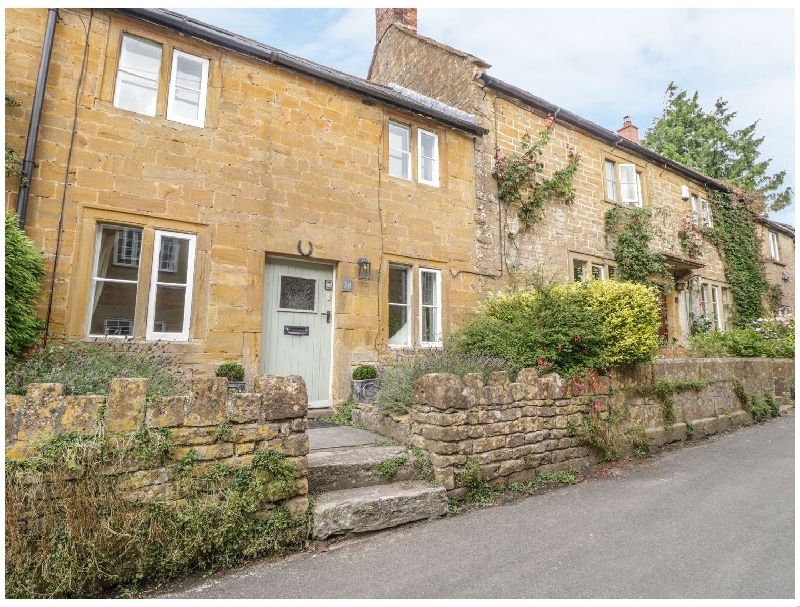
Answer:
5, 8, 793, 409
368, 8, 793, 339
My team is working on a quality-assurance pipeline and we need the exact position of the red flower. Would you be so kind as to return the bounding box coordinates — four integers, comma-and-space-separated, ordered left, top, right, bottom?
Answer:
592, 401, 602, 410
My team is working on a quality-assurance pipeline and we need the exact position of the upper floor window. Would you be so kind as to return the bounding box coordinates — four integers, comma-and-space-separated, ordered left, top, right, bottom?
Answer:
691, 195, 712, 228
418, 129, 439, 187
769, 231, 781, 261
605, 159, 643, 206
166, 50, 209, 127
388, 121, 440, 186
114, 34, 209, 128
114, 35, 162, 116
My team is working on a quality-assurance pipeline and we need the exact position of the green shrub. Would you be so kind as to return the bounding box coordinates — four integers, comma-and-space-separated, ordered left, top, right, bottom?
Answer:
5, 212, 45, 356
375, 348, 510, 416
448, 279, 660, 378
5, 340, 189, 399
215, 362, 245, 382
689, 316, 794, 359
352, 364, 377, 380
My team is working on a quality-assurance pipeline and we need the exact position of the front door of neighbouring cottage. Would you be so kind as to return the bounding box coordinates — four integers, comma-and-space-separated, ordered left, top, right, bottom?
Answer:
262, 257, 334, 408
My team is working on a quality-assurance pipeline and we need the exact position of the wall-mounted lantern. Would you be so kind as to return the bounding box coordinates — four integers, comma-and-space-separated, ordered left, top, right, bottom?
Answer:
674, 277, 686, 292
357, 257, 371, 281
681, 185, 690, 201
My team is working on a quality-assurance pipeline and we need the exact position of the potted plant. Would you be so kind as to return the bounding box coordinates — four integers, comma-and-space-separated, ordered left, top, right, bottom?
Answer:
216, 362, 246, 393
351, 364, 378, 404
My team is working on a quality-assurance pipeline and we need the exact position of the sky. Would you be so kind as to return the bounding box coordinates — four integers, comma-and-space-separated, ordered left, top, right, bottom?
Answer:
167, 6, 796, 227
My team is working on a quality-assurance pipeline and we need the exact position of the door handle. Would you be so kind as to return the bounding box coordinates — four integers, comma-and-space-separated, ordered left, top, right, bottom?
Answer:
322, 311, 331, 323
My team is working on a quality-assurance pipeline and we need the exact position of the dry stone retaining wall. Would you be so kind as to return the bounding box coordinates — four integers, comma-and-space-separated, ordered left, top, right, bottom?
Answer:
408, 358, 793, 498
5, 375, 310, 512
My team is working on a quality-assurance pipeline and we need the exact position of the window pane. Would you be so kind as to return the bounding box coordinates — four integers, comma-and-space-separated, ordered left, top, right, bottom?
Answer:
388, 266, 410, 346
389, 123, 410, 179
176, 55, 203, 90
154, 284, 187, 333
421, 132, 435, 157
279, 276, 316, 310
388, 266, 409, 305
573, 261, 585, 282
116, 36, 161, 116
156, 236, 190, 283
100, 225, 141, 281
420, 156, 434, 183
591, 264, 604, 280
619, 164, 639, 203
422, 306, 437, 343
421, 271, 435, 306
173, 87, 201, 121
89, 282, 137, 336
605, 160, 617, 200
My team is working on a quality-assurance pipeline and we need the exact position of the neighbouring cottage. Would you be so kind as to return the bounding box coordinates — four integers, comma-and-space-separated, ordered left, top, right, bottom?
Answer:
5, 8, 793, 411
368, 8, 794, 337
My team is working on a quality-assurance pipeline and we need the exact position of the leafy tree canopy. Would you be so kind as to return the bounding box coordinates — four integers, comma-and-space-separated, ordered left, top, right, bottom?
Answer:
642, 82, 793, 214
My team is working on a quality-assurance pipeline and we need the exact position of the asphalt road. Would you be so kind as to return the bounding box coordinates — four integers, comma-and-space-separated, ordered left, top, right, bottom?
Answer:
154, 413, 794, 600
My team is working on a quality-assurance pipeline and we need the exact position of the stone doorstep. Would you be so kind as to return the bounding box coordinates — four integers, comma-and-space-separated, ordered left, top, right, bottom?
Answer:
308, 445, 417, 493
311, 481, 449, 540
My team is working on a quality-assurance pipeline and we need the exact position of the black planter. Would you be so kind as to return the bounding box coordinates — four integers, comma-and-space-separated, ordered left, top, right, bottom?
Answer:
227, 380, 246, 393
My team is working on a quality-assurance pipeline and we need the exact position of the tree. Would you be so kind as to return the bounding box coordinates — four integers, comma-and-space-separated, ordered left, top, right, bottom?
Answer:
642, 82, 793, 214
5, 212, 46, 355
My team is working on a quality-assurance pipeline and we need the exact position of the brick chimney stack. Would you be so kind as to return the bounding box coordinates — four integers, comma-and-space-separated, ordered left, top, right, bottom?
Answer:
376, 8, 418, 42
617, 116, 639, 144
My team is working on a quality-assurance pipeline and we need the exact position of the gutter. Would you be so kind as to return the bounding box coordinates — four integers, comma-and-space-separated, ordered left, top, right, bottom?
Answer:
115, 8, 488, 137
480, 74, 731, 193
16, 8, 58, 229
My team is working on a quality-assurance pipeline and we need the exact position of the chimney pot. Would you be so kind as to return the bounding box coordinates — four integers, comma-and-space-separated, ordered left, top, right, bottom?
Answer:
376, 8, 418, 43
617, 116, 639, 144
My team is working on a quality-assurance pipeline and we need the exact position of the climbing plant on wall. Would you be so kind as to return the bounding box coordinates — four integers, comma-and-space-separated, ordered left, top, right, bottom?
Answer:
495, 114, 581, 240
702, 189, 769, 326
603, 205, 670, 286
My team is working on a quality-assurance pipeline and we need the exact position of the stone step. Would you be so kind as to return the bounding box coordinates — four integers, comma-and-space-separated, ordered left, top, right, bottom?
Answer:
312, 481, 448, 540
308, 445, 417, 493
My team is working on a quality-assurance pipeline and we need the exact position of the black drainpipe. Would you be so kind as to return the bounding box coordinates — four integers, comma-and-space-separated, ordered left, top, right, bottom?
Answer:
16, 8, 58, 230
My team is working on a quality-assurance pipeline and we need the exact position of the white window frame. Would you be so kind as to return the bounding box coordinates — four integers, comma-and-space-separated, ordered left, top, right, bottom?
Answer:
388, 122, 411, 180
166, 49, 209, 128
590, 263, 605, 280
691, 195, 700, 227
700, 198, 712, 228
605, 160, 643, 207
711, 286, 721, 331
146, 230, 196, 341
388, 264, 412, 346
417, 128, 439, 187
114, 34, 162, 117
88, 224, 142, 339
419, 268, 442, 346
104, 318, 134, 336
769, 231, 780, 261
721, 287, 730, 331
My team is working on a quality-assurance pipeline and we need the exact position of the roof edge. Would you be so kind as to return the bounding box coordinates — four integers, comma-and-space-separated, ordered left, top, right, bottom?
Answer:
480, 73, 731, 193
114, 8, 487, 136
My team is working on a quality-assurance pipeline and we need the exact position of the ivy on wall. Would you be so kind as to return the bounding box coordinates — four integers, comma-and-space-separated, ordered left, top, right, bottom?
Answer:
702, 189, 770, 326
603, 205, 670, 286
495, 114, 581, 240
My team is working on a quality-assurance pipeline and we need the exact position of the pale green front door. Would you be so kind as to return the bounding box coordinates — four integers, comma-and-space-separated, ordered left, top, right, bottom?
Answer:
262, 258, 333, 408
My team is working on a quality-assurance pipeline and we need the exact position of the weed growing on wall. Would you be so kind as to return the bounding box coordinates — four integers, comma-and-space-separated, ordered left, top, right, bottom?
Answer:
5, 339, 189, 399
459, 458, 502, 505
648, 380, 708, 427
567, 402, 648, 462
5, 429, 309, 598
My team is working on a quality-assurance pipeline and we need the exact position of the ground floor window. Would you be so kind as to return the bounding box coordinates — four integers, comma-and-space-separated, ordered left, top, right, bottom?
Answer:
387, 262, 442, 347
88, 224, 196, 341
571, 253, 615, 282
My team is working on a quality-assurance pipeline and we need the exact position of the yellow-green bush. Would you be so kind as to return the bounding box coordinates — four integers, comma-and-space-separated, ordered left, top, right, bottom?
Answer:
449, 279, 660, 376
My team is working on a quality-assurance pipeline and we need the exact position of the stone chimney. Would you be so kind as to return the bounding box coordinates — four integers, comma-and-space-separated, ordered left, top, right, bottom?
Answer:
376, 8, 417, 42
617, 116, 639, 144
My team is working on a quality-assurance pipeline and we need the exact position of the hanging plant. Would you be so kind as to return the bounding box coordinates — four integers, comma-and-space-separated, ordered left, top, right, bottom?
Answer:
495, 114, 581, 239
